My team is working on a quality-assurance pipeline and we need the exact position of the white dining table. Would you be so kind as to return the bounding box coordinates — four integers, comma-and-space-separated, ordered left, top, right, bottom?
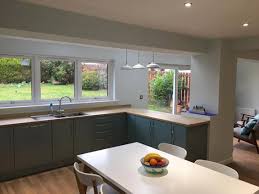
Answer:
77, 142, 259, 194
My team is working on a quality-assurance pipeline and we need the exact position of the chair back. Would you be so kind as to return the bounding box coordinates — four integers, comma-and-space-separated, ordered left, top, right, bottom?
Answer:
158, 143, 187, 159
74, 162, 103, 188
195, 160, 239, 179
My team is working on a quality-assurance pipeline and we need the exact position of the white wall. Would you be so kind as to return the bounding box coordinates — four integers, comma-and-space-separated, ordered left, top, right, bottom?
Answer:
0, 36, 191, 114
190, 40, 237, 163
190, 41, 221, 114
236, 58, 259, 114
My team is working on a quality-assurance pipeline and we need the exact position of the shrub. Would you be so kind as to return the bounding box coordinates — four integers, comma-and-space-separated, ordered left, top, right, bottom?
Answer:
40, 60, 74, 84
82, 71, 100, 90
0, 58, 31, 83
150, 71, 174, 105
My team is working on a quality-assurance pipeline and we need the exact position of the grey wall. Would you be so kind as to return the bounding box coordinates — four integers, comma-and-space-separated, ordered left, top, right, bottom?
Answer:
236, 58, 259, 114
0, 1, 208, 54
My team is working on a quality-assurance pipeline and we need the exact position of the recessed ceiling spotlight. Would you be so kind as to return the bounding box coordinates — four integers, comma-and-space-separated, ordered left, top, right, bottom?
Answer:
184, 2, 192, 8
242, 22, 249, 27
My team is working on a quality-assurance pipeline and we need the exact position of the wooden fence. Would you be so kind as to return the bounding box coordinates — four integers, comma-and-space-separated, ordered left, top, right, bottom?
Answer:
178, 72, 191, 108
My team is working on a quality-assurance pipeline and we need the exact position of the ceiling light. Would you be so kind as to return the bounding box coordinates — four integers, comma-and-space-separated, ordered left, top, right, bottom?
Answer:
147, 52, 160, 69
184, 2, 192, 8
132, 51, 145, 69
121, 49, 132, 70
242, 22, 249, 27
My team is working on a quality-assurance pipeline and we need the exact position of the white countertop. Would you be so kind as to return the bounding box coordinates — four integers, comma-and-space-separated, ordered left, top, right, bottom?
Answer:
78, 143, 258, 194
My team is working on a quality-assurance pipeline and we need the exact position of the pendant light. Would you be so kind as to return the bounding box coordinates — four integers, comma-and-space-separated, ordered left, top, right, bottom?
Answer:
121, 49, 132, 70
147, 52, 160, 69
132, 51, 145, 69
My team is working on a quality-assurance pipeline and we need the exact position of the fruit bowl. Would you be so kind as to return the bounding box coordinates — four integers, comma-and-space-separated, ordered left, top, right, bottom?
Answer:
140, 153, 169, 174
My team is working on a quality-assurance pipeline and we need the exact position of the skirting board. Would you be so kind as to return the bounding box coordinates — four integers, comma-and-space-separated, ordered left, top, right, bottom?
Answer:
219, 156, 233, 165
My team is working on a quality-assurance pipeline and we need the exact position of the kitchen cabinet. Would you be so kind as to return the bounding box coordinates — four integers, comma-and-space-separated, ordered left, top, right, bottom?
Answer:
151, 120, 173, 148
112, 113, 127, 146
74, 117, 95, 155
52, 119, 74, 162
0, 126, 14, 174
14, 122, 52, 170
127, 114, 208, 161
135, 116, 152, 146
127, 114, 136, 143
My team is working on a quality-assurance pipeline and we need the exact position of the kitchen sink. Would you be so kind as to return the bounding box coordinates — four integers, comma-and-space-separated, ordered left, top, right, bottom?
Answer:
31, 112, 87, 120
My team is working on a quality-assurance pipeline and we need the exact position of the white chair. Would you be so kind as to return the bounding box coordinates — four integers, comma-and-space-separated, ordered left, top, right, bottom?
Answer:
158, 143, 187, 159
194, 160, 239, 179
73, 162, 119, 194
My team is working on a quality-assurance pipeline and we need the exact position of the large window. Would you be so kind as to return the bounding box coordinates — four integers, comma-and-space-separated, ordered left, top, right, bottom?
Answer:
40, 59, 75, 100
0, 55, 113, 106
0, 56, 32, 103
81, 62, 108, 98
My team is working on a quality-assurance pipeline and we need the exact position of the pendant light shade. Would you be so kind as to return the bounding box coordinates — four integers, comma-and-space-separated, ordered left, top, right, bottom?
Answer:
121, 49, 132, 70
147, 52, 160, 69
132, 51, 145, 69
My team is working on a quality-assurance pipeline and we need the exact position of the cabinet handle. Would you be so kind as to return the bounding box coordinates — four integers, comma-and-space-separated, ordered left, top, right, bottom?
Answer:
30, 124, 46, 128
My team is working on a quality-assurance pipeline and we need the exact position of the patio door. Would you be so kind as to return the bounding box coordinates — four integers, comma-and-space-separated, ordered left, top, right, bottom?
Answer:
147, 65, 190, 114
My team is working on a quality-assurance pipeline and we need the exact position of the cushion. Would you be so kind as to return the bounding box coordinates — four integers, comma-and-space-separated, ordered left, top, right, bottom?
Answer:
241, 119, 257, 135
253, 114, 259, 120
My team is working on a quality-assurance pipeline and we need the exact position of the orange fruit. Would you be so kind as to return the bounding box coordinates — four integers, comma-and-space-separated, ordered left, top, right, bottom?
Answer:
150, 158, 158, 166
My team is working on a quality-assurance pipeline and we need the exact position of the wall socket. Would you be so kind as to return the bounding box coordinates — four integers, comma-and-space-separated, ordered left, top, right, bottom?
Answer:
139, 95, 143, 100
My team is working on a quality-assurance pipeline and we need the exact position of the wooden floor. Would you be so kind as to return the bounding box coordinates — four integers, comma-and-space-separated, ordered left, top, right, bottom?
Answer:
228, 138, 259, 186
0, 138, 258, 194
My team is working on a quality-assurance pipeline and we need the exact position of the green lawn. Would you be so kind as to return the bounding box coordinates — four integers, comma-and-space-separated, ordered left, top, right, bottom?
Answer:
0, 83, 107, 101
148, 101, 172, 113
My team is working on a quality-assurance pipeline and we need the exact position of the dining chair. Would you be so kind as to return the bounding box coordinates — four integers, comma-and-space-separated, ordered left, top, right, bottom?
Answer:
194, 160, 239, 179
158, 143, 187, 159
73, 162, 119, 194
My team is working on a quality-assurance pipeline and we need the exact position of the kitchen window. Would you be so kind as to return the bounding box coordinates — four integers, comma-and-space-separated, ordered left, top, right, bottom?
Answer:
80, 62, 108, 99
0, 56, 32, 104
0, 55, 114, 106
40, 58, 75, 100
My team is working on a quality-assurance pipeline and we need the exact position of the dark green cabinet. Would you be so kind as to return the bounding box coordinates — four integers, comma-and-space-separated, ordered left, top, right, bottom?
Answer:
52, 120, 74, 162
0, 126, 14, 174
14, 122, 52, 170
127, 114, 136, 143
74, 117, 95, 155
152, 120, 173, 148
112, 114, 127, 146
135, 116, 152, 146
127, 114, 208, 161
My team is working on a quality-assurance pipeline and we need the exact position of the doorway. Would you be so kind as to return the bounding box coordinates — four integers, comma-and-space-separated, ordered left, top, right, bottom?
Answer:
147, 66, 191, 114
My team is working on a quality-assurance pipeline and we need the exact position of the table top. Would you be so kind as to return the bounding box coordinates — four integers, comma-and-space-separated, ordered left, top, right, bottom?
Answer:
77, 143, 258, 194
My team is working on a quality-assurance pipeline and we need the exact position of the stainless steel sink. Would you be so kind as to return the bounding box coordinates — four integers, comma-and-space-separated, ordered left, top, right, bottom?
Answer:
31, 112, 87, 120
30, 114, 56, 121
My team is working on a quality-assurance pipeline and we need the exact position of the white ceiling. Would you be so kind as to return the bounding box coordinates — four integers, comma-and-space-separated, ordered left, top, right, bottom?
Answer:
20, 0, 259, 38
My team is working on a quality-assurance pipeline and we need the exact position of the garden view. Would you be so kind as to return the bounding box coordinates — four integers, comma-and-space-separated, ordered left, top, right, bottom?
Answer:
0, 57, 108, 102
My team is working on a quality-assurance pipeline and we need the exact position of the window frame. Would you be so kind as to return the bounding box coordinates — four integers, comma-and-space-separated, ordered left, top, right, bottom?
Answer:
78, 59, 112, 101
38, 56, 77, 102
0, 54, 34, 106
0, 54, 115, 107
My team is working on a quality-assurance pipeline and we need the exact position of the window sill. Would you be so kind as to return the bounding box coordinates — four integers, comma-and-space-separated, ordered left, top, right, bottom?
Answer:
0, 99, 120, 116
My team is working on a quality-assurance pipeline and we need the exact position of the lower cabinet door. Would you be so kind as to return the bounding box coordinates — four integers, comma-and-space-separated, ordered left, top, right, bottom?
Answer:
14, 122, 52, 170
52, 120, 74, 162
135, 116, 152, 146
127, 114, 136, 143
0, 126, 14, 174
152, 120, 173, 148
74, 117, 95, 155
112, 114, 127, 146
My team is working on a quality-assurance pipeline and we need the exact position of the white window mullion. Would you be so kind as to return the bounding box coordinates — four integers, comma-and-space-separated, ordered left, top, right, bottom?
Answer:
74, 60, 81, 101
34, 56, 41, 103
